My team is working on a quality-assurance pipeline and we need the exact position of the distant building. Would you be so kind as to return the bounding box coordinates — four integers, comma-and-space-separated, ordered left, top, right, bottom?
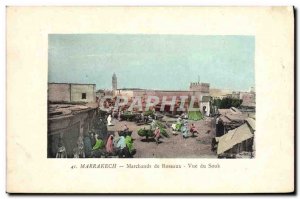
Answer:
189, 82, 210, 93
114, 88, 194, 113
48, 83, 96, 103
210, 88, 233, 99
115, 88, 135, 98
112, 73, 117, 90
249, 86, 255, 93
210, 87, 256, 110
96, 89, 105, 100
240, 92, 256, 108
96, 89, 114, 101
200, 96, 211, 117
231, 91, 240, 99
109, 74, 211, 115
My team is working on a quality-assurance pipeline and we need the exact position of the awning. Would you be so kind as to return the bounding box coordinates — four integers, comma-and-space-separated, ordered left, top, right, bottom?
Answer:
217, 120, 254, 155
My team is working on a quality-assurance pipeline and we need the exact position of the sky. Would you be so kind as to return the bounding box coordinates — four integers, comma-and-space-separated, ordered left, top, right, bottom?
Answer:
48, 34, 255, 91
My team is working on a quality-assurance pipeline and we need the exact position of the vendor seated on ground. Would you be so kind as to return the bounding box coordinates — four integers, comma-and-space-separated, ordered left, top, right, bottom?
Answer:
189, 123, 199, 137
125, 134, 135, 157
90, 134, 107, 158
92, 134, 105, 151
116, 134, 131, 158
105, 135, 115, 155
181, 122, 189, 139
154, 127, 161, 145
56, 138, 67, 158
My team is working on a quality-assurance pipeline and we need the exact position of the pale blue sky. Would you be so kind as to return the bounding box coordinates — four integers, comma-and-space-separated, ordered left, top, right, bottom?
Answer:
49, 34, 255, 91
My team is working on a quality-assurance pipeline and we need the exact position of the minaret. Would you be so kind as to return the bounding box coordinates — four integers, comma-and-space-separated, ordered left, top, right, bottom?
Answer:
112, 73, 117, 91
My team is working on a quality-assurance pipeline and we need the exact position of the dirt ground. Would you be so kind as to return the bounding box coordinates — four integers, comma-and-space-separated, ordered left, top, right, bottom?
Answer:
107, 116, 217, 158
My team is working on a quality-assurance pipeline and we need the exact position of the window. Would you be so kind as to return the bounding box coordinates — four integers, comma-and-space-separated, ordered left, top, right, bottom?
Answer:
82, 93, 86, 99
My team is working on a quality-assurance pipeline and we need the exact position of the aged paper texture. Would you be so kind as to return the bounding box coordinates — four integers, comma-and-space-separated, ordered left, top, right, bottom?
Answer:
6, 7, 294, 193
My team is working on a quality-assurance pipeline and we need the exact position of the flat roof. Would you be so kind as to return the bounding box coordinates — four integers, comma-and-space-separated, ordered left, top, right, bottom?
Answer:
48, 82, 96, 86
218, 108, 247, 122
118, 88, 193, 92
48, 102, 98, 120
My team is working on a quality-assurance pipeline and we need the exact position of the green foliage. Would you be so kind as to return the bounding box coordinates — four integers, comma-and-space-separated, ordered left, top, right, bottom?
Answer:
121, 112, 136, 121
153, 121, 169, 138
137, 128, 154, 137
212, 98, 243, 109
159, 128, 169, 138
188, 111, 204, 121
138, 121, 169, 138
175, 123, 182, 131
144, 110, 154, 117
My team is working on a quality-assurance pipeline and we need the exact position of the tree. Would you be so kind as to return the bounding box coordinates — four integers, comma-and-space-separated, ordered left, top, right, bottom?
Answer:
213, 97, 242, 109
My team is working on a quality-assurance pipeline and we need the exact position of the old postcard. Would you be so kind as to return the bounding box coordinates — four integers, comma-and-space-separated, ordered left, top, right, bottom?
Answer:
7, 7, 294, 193
48, 34, 255, 159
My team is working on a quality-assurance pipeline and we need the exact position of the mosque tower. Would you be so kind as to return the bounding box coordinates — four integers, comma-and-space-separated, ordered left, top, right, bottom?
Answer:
112, 73, 117, 91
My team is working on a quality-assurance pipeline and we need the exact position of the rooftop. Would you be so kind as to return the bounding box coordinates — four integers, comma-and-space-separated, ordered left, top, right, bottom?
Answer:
48, 102, 98, 120
218, 107, 247, 122
48, 82, 96, 86
241, 101, 256, 108
117, 88, 193, 92
216, 117, 255, 155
